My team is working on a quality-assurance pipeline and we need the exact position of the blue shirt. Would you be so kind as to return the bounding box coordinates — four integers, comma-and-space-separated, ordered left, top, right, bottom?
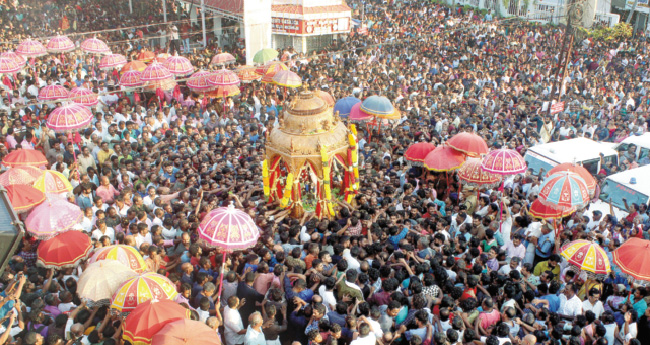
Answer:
535, 231, 554, 258
284, 276, 313, 303
540, 294, 560, 313
388, 227, 409, 248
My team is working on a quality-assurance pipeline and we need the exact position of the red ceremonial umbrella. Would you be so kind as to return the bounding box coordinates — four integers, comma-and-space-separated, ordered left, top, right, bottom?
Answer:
404, 142, 436, 167
121, 61, 147, 74
198, 205, 260, 299
538, 171, 590, 210
349, 103, 373, 122
5, 185, 45, 213
235, 65, 261, 83
561, 240, 611, 276
124, 299, 191, 345
37, 230, 92, 268
547, 163, 597, 197
423, 145, 466, 172
137, 50, 156, 63
2, 149, 48, 168
258, 62, 288, 83
152, 319, 221, 345
205, 85, 240, 99
457, 157, 501, 187
529, 199, 576, 219
447, 132, 489, 158
0, 166, 42, 186
613, 238, 650, 281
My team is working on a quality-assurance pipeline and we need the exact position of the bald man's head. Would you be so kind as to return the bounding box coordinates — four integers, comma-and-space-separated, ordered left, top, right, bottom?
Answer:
523, 334, 537, 345
70, 323, 84, 336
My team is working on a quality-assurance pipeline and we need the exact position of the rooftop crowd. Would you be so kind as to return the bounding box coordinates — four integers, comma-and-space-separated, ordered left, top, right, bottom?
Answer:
0, 0, 648, 344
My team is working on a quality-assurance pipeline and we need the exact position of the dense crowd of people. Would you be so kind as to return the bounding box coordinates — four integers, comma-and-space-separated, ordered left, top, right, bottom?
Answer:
0, 0, 647, 344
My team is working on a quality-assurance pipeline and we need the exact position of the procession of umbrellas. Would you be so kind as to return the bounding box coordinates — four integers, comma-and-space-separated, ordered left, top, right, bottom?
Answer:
403, 133, 650, 282
1, 146, 260, 344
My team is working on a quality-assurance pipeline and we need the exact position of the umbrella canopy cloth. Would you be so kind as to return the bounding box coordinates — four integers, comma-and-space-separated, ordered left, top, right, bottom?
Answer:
447, 132, 489, 157
561, 240, 611, 275
360, 95, 395, 117
198, 205, 260, 250
46, 104, 93, 133
99, 54, 128, 70
46, 35, 75, 53
481, 148, 527, 176
78, 260, 138, 304
88, 245, 148, 273
404, 142, 436, 166
211, 52, 236, 65
349, 102, 373, 122
207, 69, 240, 86
187, 70, 215, 92
25, 199, 82, 239
612, 238, 650, 281
529, 199, 576, 219
0, 57, 22, 74
33, 170, 73, 195
547, 163, 597, 197
111, 273, 178, 313
457, 157, 501, 187
538, 171, 590, 210
235, 65, 261, 82
2, 149, 47, 168
272, 70, 302, 88
38, 85, 69, 101
120, 70, 143, 87
5, 185, 45, 213
140, 62, 172, 82
152, 319, 221, 345
423, 146, 466, 172
37, 231, 91, 268
123, 299, 191, 345
121, 61, 147, 73
69, 87, 99, 107
16, 39, 47, 57
253, 48, 279, 64
80, 37, 110, 54
163, 55, 194, 76
334, 97, 361, 118
0, 167, 42, 186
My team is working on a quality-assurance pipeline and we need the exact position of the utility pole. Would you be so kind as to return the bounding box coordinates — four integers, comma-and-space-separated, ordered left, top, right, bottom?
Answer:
547, 0, 578, 115
627, 0, 638, 24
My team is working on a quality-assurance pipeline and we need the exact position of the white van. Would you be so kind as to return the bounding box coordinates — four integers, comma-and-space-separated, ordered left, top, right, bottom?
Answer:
590, 166, 650, 220
524, 138, 619, 176
613, 133, 650, 164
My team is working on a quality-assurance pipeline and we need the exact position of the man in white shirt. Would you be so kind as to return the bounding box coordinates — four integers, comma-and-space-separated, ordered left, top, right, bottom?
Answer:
244, 312, 266, 345
558, 283, 583, 317
350, 322, 377, 345
582, 288, 604, 318
224, 296, 246, 345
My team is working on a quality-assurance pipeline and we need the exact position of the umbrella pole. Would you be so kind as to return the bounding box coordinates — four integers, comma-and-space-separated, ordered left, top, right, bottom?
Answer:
216, 252, 227, 303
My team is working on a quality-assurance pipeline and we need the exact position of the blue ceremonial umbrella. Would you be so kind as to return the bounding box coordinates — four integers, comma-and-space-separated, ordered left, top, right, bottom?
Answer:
360, 95, 395, 118
333, 97, 361, 118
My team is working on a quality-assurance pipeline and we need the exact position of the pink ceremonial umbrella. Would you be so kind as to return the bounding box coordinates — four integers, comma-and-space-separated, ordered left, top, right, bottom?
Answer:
0, 56, 23, 74
46, 104, 93, 133
25, 199, 83, 239
69, 87, 99, 107
156, 53, 171, 63
140, 62, 172, 82
163, 54, 194, 76
481, 148, 527, 176
211, 52, 236, 66
120, 70, 143, 87
1, 52, 25, 67
80, 37, 110, 55
38, 85, 69, 101
46, 35, 75, 53
16, 39, 47, 58
198, 205, 260, 300
207, 69, 240, 86
186, 70, 215, 92
99, 54, 127, 70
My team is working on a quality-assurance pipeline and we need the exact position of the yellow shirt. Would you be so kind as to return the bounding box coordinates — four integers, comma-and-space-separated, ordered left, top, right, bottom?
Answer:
97, 149, 115, 164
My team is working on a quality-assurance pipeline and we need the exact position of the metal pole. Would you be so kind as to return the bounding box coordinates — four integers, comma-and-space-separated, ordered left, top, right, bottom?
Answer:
627, 0, 638, 24
201, 0, 207, 47
547, 0, 575, 115
163, 0, 168, 22
129, 0, 133, 14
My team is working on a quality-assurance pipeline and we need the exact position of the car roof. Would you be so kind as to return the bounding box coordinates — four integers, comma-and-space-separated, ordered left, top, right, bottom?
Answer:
605, 165, 650, 194
527, 138, 618, 162
617, 133, 650, 149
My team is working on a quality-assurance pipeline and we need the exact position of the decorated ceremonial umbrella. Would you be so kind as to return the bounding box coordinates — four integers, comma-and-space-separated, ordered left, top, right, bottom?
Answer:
613, 238, 650, 281
140, 62, 172, 82
547, 163, 597, 197
24, 199, 82, 239
111, 273, 178, 314
235, 65, 261, 83
137, 50, 156, 63
37, 230, 92, 268
272, 70, 301, 88
404, 142, 436, 167
529, 199, 576, 219
80, 37, 110, 54
143, 78, 176, 92
0, 56, 22, 74
0, 166, 42, 186
162, 54, 194, 76
46, 35, 75, 53
152, 319, 220, 345
38, 85, 69, 101
69, 87, 99, 107
99, 54, 128, 70
1, 52, 25, 67
207, 69, 240, 87
121, 60, 147, 73
481, 148, 527, 176
205, 85, 240, 99
88, 245, 148, 273
360, 95, 399, 120
16, 39, 47, 58
349, 103, 373, 122
46, 104, 93, 133
2, 149, 48, 168
120, 70, 143, 87
124, 299, 191, 345
314, 90, 335, 107
155, 53, 171, 63
198, 205, 260, 298
334, 97, 361, 118
5, 185, 45, 213
33, 170, 73, 196
457, 157, 501, 187
447, 132, 489, 158
78, 261, 138, 304
211, 52, 236, 65
257, 62, 288, 83
538, 171, 590, 210
423, 145, 466, 172
561, 239, 611, 275
186, 70, 214, 92
253, 48, 279, 64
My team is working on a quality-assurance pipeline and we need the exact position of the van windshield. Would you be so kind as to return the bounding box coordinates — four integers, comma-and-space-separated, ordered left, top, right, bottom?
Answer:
524, 155, 555, 175
599, 179, 649, 211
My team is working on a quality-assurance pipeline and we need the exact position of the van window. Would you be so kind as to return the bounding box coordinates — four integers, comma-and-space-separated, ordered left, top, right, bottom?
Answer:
524, 154, 555, 175
640, 147, 650, 161
599, 179, 649, 211
582, 158, 600, 175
